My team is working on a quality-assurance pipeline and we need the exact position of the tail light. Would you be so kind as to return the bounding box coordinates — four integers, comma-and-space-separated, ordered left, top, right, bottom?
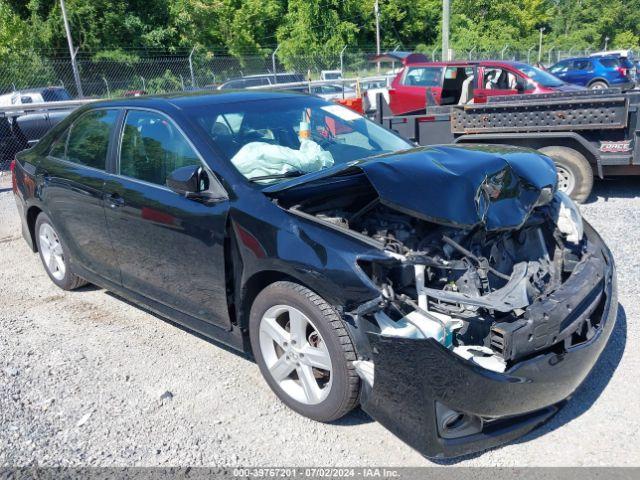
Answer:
617, 66, 628, 77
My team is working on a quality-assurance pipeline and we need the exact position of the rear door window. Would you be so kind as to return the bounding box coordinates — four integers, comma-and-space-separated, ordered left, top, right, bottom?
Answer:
403, 67, 443, 87
572, 60, 592, 71
63, 109, 119, 170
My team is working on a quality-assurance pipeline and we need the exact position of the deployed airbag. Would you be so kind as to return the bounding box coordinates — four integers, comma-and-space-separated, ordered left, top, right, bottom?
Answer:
231, 140, 334, 179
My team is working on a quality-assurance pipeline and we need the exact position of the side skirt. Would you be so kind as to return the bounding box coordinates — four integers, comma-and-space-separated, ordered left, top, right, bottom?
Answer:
71, 263, 249, 353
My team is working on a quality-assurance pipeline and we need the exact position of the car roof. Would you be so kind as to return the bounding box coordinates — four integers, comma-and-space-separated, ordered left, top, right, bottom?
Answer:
225, 72, 302, 81
404, 60, 524, 68
89, 90, 307, 111
559, 56, 619, 62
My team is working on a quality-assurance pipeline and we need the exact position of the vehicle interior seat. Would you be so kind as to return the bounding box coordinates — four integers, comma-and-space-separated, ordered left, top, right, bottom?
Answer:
495, 70, 510, 89
458, 75, 475, 104
441, 67, 468, 105
485, 70, 498, 89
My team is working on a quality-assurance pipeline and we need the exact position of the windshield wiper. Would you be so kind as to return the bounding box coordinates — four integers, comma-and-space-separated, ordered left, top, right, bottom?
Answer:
248, 170, 306, 182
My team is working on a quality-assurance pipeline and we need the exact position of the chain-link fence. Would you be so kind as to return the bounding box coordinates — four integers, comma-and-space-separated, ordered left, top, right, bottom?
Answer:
0, 46, 609, 173
1, 47, 596, 99
0, 49, 387, 99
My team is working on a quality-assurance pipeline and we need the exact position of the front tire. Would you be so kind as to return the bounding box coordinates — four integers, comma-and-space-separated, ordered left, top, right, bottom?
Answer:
538, 146, 594, 203
249, 281, 360, 422
35, 213, 88, 290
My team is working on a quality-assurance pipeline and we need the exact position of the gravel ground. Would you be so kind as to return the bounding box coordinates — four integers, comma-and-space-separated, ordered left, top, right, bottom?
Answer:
1, 173, 639, 467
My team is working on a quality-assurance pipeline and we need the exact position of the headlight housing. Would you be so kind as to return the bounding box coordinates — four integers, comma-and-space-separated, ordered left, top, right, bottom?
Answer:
556, 191, 584, 244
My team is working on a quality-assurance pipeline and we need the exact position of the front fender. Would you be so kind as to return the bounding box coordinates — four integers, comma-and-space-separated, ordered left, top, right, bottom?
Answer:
231, 209, 384, 310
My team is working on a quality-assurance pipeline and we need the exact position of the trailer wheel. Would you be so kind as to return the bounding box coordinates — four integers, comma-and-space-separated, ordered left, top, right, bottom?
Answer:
538, 146, 593, 203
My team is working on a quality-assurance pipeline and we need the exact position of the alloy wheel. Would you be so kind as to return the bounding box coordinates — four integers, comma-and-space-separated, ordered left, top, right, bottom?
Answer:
39, 223, 66, 281
259, 305, 333, 405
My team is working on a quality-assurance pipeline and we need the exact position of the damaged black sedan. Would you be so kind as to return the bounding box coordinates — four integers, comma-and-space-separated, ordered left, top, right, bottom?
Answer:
12, 91, 617, 458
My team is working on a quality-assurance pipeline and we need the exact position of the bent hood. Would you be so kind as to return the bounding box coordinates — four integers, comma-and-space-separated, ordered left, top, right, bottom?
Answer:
265, 145, 558, 231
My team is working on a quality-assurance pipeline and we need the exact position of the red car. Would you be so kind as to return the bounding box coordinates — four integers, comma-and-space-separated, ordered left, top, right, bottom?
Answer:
389, 60, 583, 115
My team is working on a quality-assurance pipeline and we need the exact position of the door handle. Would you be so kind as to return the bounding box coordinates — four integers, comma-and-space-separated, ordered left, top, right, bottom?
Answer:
106, 193, 125, 208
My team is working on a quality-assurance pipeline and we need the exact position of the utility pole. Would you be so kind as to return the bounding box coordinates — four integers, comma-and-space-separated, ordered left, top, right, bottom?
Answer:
375, 0, 381, 73
538, 27, 546, 63
59, 0, 83, 98
604, 36, 610, 50
442, 0, 450, 61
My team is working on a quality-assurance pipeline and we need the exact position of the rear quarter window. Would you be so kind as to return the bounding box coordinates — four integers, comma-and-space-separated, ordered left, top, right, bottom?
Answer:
598, 58, 619, 68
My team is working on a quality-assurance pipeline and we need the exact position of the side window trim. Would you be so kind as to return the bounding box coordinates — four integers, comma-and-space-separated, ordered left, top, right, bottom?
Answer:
106, 109, 126, 174
48, 125, 71, 161
116, 107, 228, 198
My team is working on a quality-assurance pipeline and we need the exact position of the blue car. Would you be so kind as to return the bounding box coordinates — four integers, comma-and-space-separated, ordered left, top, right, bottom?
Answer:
549, 56, 635, 90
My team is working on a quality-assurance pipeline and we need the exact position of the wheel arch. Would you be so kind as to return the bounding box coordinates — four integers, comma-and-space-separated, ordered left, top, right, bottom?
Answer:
587, 77, 609, 87
238, 270, 302, 332
26, 205, 43, 253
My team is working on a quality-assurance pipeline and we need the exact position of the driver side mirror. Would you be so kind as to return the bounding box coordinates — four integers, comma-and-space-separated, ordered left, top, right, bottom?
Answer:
167, 165, 207, 195
516, 81, 526, 93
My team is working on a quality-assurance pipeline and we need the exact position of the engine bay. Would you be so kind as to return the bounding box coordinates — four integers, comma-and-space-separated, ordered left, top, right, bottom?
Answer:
286, 186, 592, 372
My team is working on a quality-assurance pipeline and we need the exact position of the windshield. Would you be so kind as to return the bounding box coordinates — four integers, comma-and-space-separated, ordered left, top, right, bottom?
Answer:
517, 64, 565, 87
187, 95, 411, 184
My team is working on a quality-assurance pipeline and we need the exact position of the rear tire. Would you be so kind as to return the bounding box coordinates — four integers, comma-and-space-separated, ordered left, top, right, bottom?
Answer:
538, 146, 594, 203
249, 281, 360, 422
35, 213, 88, 290
588, 80, 608, 90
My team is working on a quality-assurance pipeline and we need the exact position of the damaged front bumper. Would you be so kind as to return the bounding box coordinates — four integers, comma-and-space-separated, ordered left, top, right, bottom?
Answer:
357, 223, 618, 459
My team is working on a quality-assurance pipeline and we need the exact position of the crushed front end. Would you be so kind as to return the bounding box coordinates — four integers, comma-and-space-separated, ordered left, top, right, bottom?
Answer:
345, 200, 617, 458
270, 146, 618, 458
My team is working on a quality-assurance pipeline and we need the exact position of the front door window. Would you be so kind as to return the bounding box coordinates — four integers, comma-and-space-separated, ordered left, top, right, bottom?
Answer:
119, 110, 202, 186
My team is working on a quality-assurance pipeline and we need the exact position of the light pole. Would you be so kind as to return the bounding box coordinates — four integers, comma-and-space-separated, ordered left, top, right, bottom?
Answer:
59, 0, 83, 98
375, 0, 381, 72
604, 36, 610, 50
442, 0, 450, 61
538, 27, 546, 63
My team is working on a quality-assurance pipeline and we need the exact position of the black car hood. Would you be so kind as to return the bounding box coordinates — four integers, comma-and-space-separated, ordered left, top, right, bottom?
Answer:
264, 145, 558, 231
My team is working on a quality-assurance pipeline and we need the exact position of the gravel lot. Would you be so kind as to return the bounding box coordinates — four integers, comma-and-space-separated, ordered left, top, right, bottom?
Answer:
1, 173, 639, 467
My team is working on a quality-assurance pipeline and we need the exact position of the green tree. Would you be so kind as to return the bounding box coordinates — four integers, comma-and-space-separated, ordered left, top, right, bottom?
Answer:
276, 0, 360, 69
